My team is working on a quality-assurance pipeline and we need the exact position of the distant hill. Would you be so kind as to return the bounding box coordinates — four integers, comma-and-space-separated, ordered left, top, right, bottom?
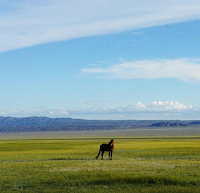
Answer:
0, 116, 200, 132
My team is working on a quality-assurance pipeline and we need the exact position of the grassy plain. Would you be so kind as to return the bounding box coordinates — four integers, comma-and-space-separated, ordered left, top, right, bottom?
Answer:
0, 129, 200, 192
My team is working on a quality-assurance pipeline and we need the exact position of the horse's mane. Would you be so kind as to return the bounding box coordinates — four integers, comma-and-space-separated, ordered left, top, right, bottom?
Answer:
108, 139, 114, 148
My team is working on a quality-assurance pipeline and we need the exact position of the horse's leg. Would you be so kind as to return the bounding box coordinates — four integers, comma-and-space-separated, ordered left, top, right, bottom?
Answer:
101, 151, 104, 160
96, 150, 101, 159
109, 151, 111, 159
110, 150, 113, 160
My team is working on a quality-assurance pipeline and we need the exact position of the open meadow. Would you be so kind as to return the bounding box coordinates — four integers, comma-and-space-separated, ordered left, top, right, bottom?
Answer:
0, 129, 200, 192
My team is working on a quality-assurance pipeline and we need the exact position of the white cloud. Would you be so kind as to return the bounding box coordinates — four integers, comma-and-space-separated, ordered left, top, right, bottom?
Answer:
0, 101, 199, 119
111, 101, 192, 113
149, 101, 190, 111
68, 101, 199, 119
68, 101, 200, 119
1, 0, 200, 52
115, 102, 148, 112
0, 108, 69, 117
82, 58, 200, 82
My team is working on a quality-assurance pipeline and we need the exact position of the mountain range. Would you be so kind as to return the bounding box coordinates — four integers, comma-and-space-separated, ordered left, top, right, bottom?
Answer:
0, 116, 200, 132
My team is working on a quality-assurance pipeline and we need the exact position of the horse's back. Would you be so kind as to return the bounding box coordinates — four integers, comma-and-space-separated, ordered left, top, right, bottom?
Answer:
100, 143, 111, 151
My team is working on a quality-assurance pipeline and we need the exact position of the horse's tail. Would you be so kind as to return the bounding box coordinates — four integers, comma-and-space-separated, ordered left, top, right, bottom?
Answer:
96, 149, 101, 159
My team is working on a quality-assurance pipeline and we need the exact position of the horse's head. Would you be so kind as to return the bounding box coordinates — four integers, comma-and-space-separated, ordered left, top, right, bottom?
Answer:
109, 139, 114, 147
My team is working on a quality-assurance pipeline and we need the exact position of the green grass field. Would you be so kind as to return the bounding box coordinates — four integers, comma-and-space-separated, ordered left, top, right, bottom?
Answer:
0, 134, 200, 192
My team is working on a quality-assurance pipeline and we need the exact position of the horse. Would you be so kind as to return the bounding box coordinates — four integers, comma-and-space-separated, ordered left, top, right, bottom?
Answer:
95, 139, 114, 160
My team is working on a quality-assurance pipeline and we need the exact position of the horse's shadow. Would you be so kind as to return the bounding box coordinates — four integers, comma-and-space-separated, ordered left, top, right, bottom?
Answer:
48, 139, 115, 161
48, 158, 93, 161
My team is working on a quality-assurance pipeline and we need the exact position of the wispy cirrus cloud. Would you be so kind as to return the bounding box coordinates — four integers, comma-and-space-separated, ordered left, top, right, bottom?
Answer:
1, 0, 200, 52
132, 31, 142, 35
82, 58, 200, 82
75, 100, 112, 104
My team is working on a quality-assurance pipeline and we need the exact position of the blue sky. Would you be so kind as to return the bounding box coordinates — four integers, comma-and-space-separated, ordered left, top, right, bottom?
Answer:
1, 0, 200, 119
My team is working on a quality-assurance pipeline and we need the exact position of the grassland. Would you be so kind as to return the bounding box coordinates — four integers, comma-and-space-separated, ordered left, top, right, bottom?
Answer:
0, 130, 200, 192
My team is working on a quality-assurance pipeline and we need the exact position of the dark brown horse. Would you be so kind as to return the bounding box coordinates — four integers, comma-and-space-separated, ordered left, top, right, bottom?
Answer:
96, 139, 114, 160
